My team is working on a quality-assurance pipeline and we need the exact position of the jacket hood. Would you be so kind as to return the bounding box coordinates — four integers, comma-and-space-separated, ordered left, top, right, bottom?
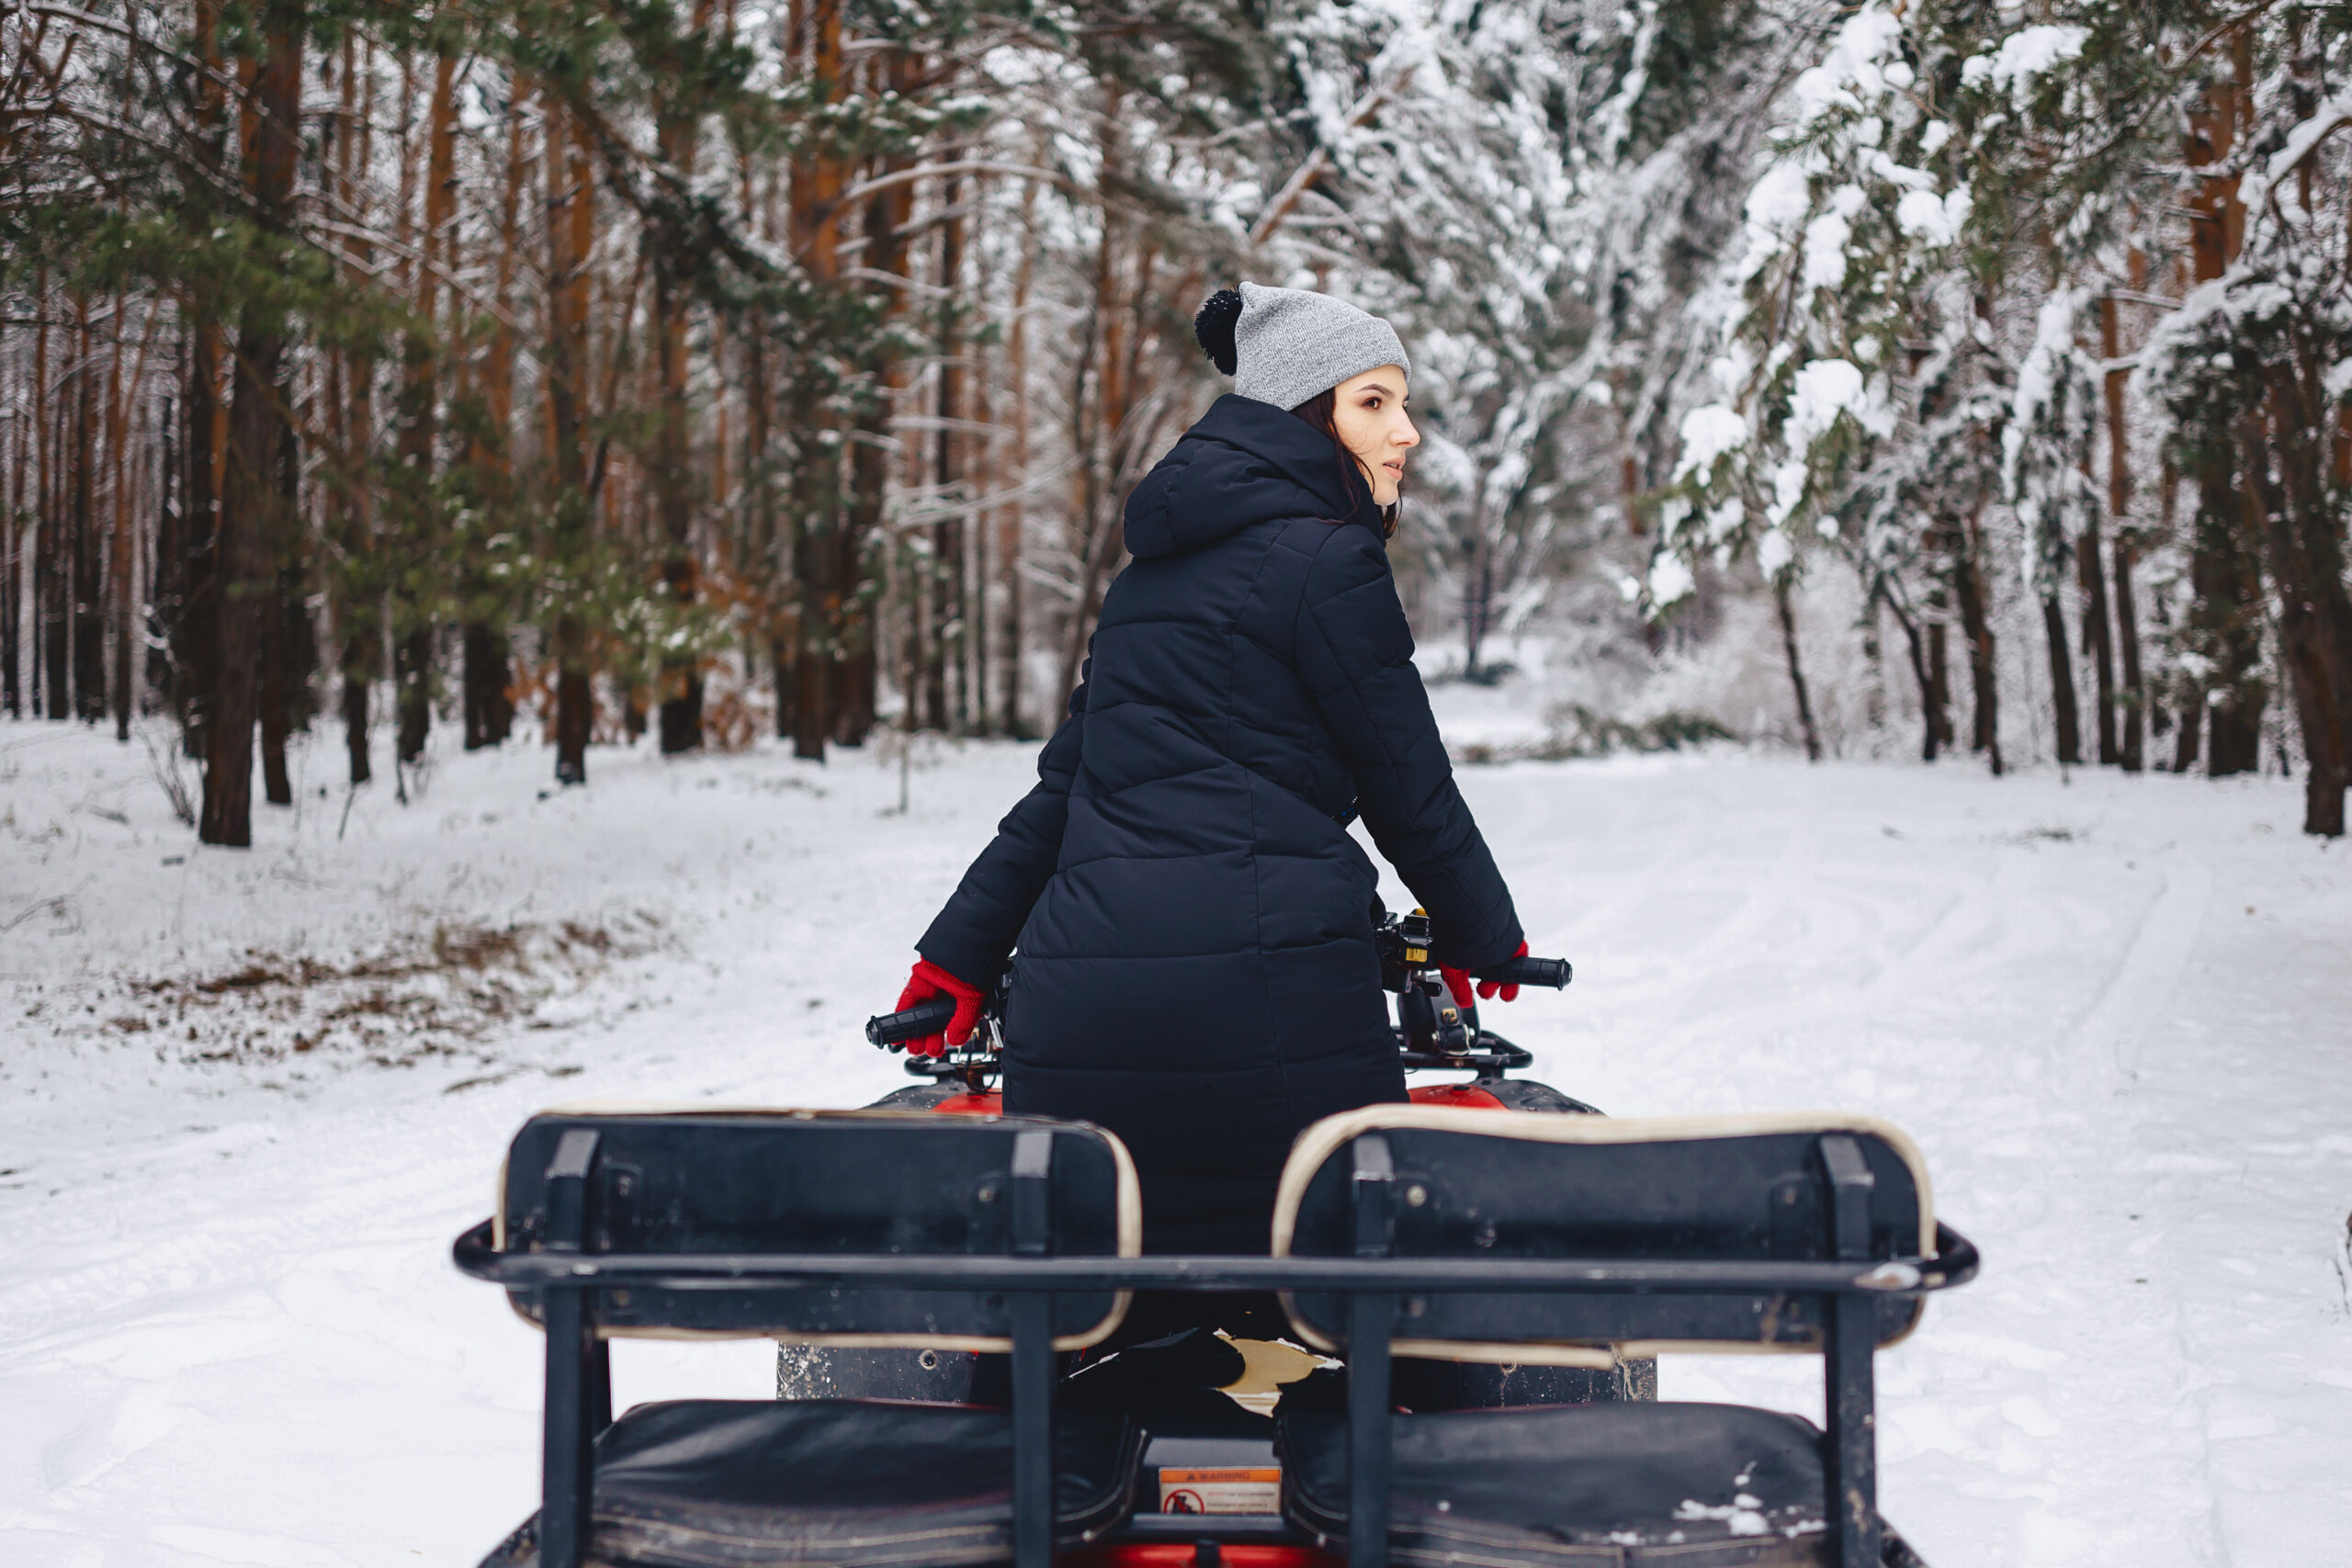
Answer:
1123, 394, 1378, 560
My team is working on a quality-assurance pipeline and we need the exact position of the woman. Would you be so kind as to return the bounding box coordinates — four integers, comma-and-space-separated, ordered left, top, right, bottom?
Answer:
892, 282, 1526, 1254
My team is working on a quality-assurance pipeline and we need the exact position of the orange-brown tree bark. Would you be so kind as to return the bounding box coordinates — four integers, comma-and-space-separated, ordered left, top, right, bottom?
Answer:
2179, 34, 2265, 777
201, 2, 302, 846
784, 0, 846, 760
654, 0, 718, 754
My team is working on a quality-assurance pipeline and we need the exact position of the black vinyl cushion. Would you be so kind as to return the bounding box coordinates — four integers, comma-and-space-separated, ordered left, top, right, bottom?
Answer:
918, 394, 1521, 1253
483, 1399, 1147, 1568
1278, 1402, 1843, 1567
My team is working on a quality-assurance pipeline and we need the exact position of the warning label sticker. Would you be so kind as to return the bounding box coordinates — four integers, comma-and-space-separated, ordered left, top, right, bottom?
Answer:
1157, 1466, 1282, 1516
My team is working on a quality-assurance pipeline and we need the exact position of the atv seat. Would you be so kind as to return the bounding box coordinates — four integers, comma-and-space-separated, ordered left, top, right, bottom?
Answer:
458, 1108, 1147, 1568
1269, 1107, 1973, 1568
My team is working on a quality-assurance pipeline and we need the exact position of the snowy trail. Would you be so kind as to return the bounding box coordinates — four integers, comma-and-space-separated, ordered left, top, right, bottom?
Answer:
4, 728, 2348, 1566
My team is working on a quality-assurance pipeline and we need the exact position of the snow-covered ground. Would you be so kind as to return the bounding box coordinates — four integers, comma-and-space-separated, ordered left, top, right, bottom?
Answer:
4, 714, 2349, 1567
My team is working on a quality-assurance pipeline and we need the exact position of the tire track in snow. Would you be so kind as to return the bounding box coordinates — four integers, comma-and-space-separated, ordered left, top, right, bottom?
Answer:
2052, 854, 2223, 1565
2058, 857, 2214, 1090
1917, 852, 2223, 1567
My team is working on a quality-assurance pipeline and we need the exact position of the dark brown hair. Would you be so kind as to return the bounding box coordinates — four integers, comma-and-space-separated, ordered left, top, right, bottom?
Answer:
1289, 387, 1400, 540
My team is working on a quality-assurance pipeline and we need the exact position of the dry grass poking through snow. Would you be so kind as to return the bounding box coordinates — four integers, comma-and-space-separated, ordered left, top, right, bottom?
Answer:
32, 914, 668, 1068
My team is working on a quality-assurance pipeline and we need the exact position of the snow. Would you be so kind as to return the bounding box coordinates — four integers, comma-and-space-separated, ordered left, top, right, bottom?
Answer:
1894, 186, 1971, 246
1646, 551, 1699, 607
2245, 91, 2352, 220
1784, 357, 1892, 447
1962, 26, 2089, 106
1736, 159, 1818, 279
1674, 402, 1749, 480
1800, 195, 1859, 293
6, 715, 2352, 1566
1787, 6, 1906, 129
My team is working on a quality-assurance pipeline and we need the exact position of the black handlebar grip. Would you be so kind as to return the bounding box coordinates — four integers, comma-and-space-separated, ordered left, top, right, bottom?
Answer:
1476, 954, 1572, 989
866, 997, 957, 1047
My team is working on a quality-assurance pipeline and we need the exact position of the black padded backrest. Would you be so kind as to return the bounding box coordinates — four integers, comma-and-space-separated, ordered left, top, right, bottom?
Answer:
496, 1106, 1139, 1350
1272, 1107, 1934, 1362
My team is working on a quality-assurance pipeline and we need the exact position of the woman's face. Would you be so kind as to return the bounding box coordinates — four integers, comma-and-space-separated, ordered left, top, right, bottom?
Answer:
1331, 365, 1418, 506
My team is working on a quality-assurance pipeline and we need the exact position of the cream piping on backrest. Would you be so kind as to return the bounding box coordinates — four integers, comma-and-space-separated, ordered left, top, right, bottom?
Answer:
1267, 1104, 1936, 1361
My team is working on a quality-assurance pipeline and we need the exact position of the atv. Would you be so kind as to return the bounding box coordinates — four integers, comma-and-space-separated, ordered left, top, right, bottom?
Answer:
456, 916, 1977, 1568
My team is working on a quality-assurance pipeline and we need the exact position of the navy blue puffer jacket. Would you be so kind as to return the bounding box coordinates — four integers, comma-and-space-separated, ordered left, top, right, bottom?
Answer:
918, 394, 1521, 1251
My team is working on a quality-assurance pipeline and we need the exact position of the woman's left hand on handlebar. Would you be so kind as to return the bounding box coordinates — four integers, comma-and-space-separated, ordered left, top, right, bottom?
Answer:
893, 958, 985, 1057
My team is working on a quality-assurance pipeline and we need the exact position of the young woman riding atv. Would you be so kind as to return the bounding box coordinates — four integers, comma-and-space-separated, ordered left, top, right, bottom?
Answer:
892, 283, 1529, 1256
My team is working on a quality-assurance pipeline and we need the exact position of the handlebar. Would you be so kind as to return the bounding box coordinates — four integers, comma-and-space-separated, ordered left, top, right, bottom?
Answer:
865, 997, 956, 1048
867, 947, 1568, 1052
1474, 953, 1572, 990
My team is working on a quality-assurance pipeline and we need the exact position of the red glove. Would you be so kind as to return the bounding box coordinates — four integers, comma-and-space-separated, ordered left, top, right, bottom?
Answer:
1442, 941, 1529, 1009
1476, 942, 1531, 1003
894, 958, 985, 1058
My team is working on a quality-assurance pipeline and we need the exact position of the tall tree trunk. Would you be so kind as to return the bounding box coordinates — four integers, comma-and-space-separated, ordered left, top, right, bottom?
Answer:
393, 46, 458, 765
2076, 513, 2117, 765
3, 363, 20, 717
202, 3, 302, 846
654, 0, 717, 755
107, 292, 133, 739
1774, 576, 1823, 762
2256, 357, 2352, 835
175, 1, 226, 757
2041, 593, 2081, 765
928, 172, 966, 733
2102, 288, 2144, 772
33, 270, 54, 721
180, 315, 222, 755
2181, 36, 2264, 779
548, 95, 596, 784
463, 67, 525, 752
255, 413, 299, 807
2113, 531, 2144, 771
72, 291, 103, 722
839, 49, 917, 749
2191, 449, 2266, 776
45, 356, 70, 721
147, 389, 175, 708
784, 0, 845, 761
999, 169, 1039, 739
333, 36, 379, 784
965, 176, 994, 735
2250, 468, 2346, 836
1464, 484, 1493, 678
1056, 101, 1127, 718
1952, 513, 2002, 774
1927, 619, 1953, 758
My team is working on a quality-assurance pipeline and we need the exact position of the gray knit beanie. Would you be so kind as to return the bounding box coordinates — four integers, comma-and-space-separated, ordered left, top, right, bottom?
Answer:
1193, 283, 1410, 411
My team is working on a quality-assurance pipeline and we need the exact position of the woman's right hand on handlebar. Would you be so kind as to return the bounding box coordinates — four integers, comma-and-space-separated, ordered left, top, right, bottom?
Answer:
893, 958, 985, 1057
1442, 940, 1532, 1009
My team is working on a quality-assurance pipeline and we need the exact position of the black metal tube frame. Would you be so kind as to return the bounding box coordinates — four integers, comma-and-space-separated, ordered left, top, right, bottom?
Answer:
468, 1130, 1976, 1568
453, 1227, 1976, 1297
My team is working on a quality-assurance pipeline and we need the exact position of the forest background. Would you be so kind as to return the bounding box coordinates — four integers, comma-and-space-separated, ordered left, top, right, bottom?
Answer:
6, 0, 2352, 842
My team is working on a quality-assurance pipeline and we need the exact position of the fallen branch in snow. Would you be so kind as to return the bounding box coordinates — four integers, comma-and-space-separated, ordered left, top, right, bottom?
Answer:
0, 891, 79, 934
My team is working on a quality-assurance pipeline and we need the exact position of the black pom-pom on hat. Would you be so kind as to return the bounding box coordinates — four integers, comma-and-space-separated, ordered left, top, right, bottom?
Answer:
1194, 288, 1242, 376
